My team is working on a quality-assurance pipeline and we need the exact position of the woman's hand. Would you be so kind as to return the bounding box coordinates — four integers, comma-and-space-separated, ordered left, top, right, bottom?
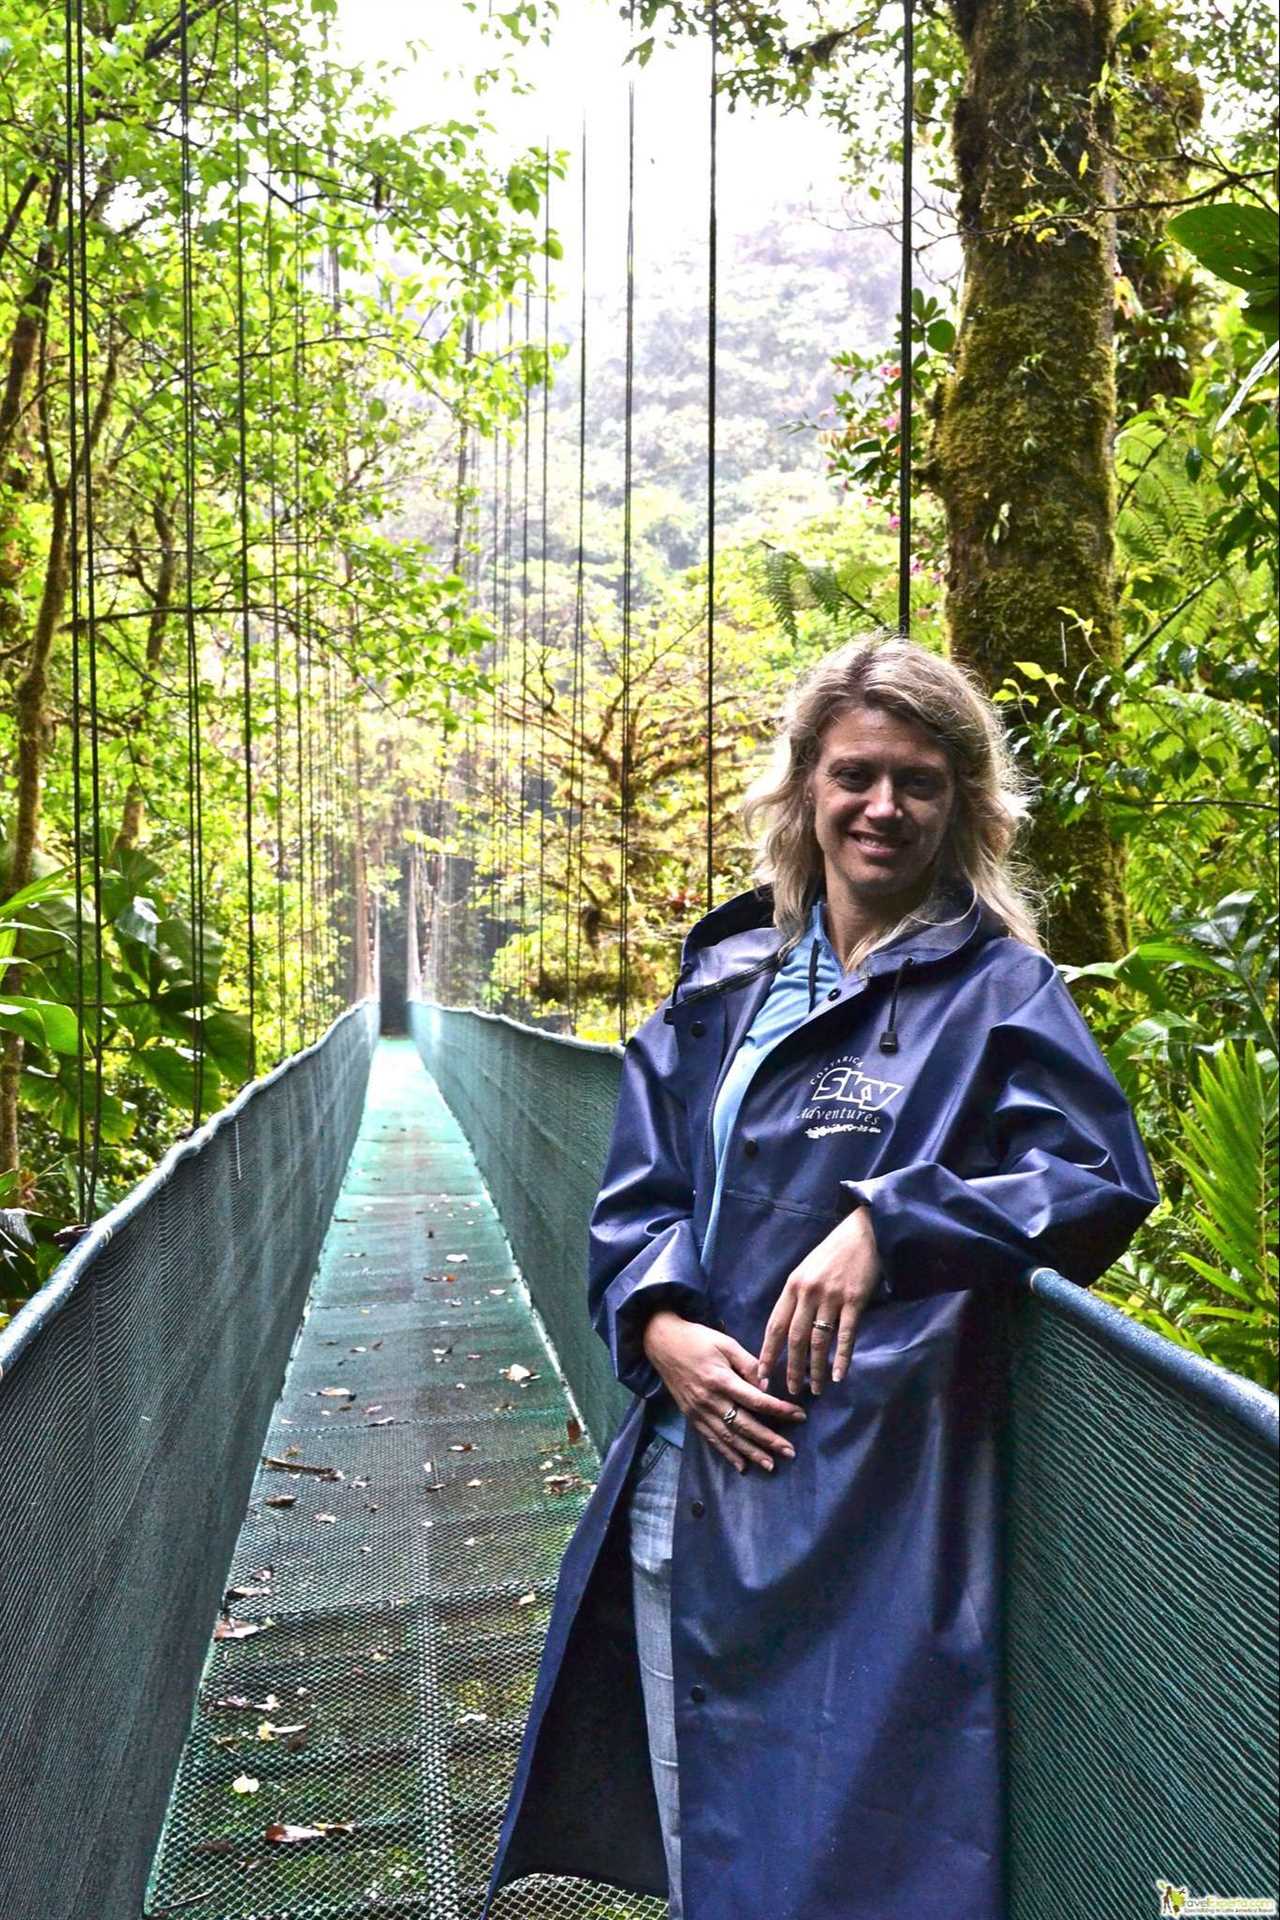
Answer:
642, 1310, 806, 1474
757, 1206, 881, 1396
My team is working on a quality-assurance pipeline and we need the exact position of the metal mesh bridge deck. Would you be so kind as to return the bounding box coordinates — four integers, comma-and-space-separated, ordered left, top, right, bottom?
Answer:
146, 1037, 661, 1920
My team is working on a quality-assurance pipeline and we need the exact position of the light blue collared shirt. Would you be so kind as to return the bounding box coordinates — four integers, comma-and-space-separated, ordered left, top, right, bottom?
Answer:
650, 900, 842, 1447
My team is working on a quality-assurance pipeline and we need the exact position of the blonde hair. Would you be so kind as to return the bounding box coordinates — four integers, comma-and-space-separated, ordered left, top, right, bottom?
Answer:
741, 632, 1041, 952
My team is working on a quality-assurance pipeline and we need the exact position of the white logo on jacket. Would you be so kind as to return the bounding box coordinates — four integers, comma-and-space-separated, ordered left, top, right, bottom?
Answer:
807, 1059, 903, 1113
798, 1054, 905, 1139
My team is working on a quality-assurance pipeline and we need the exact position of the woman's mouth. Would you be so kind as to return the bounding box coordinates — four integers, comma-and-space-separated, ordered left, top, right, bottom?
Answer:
850, 833, 904, 856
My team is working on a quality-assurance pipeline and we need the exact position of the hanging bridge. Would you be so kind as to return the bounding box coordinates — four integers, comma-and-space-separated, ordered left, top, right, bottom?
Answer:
1, 977, 1275, 1920
1, 1, 1276, 1917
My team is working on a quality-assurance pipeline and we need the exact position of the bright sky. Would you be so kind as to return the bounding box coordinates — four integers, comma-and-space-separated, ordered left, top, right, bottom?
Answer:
332, 0, 855, 289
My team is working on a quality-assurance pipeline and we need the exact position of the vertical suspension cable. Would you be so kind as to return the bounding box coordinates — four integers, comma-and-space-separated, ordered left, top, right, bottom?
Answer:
619, 47, 637, 1042
705, 2, 718, 912
898, 0, 915, 636
291, 139, 308, 1045
518, 285, 532, 1008
262, 37, 287, 1061
568, 128, 590, 1024
537, 142, 552, 1004
500, 305, 515, 1000
233, 0, 256, 1077
178, 0, 207, 1126
488, 403, 500, 1007
73, 0, 106, 1207
62, 0, 86, 1221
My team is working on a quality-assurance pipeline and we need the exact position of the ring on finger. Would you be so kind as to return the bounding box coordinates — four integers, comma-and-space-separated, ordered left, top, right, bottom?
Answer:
812, 1318, 836, 1335
721, 1404, 739, 1429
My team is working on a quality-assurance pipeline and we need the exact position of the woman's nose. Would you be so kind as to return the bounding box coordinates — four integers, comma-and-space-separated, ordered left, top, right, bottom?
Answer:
863, 776, 900, 819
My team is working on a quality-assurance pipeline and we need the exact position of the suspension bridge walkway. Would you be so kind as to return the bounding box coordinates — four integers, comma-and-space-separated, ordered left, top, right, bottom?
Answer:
0, 1001, 1276, 1920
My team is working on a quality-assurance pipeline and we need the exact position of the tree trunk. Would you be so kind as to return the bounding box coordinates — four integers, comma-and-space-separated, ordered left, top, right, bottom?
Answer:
0, 487, 69, 1172
1114, 23, 1205, 410
936, 0, 1127, 962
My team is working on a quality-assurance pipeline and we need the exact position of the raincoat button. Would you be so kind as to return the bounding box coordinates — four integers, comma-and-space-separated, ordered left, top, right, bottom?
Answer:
827, 987, 840, 1001
690, 1684, 707, 1704
743, 1137, 759, 1158
690, 1020, 706, 1036
691, 1499, 705, 1518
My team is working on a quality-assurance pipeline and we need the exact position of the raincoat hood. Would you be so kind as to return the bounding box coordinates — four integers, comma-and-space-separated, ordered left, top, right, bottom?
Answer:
668, 878, 1007, 1025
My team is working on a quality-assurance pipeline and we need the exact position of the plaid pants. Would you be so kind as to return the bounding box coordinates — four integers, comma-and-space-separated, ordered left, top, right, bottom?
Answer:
627, 1433, 683, 1920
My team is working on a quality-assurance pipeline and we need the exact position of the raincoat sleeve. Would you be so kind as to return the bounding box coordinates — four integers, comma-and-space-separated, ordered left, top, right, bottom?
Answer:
587, 1003, 712, 1399
843, 955, 1159, 1299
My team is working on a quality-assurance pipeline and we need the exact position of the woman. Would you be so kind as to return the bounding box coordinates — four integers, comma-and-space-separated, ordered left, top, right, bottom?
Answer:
483, 636, 1157, 1920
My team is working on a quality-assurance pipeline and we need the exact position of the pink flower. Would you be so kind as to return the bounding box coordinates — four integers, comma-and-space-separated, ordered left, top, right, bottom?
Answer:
888, 514, 901, 531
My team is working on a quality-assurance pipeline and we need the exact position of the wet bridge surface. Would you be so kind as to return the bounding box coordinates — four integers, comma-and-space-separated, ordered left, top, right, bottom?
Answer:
148, 1037, 661, 1920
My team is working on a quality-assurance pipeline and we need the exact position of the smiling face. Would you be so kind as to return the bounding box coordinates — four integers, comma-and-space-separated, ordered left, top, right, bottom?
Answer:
807, 704, 956, 919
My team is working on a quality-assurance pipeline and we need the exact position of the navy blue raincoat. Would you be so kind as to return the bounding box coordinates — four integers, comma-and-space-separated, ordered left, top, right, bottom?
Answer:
484, 885, 1157, 1920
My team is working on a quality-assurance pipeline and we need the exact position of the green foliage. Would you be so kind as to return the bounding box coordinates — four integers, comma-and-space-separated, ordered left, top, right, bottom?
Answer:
1168, 202, 1279, 342
0, 0, 552, 1243
1169, 1041, 1277, 1387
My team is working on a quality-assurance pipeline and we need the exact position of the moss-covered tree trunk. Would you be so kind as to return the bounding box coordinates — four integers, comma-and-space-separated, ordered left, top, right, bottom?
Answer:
936, 0, 1127, 962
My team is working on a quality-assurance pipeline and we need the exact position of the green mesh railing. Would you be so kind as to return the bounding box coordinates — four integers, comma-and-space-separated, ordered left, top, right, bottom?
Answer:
0, 1002, 377, 1920
411, 999, 1279, 1920
145, 1035, 659, 1920
410, 1002, 629, 1454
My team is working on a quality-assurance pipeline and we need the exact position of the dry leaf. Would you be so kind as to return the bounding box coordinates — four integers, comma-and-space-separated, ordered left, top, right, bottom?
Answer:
448, 1442, 475, 1453
264, 1456, 341, 1479
501, 1364, 537, 1384
231, 1774, 260, 1795
515, 1592, 537, 1607
317, 1387, 354, 1400
257, 1720, 307, 1740
566, 1417, 584, 1446
314, 1513, 338, 1525
264, 1821, 323, 1845
366, 1417, 395, 1428
214, 1620, 266, 1642
265, 1494, 297, 1510
445, 1253, 468, 1262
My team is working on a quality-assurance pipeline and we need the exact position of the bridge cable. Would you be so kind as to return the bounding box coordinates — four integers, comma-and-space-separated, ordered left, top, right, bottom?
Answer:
179, 0, 208, 1124
233, 0, 257, 1076
262, 40, 288, 1059
898, 0, 914, 636
62, 0, 87, 1219
569, 124, 589, 1025
291, 138, 309, 1045
518, 283, 533, 1002
619, 41, 637, 1040
705, 0, 718, 911
537, 143, 552, 1004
